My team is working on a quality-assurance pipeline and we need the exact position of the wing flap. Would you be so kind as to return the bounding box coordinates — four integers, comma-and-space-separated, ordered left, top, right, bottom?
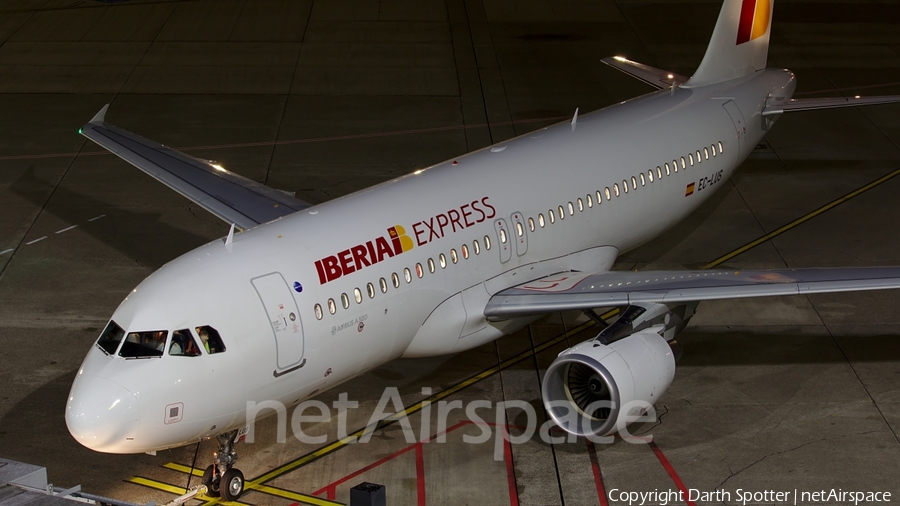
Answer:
601, 56, 687, 90
80, 106, 311, 230
763, 95, 900, 116
485, 267, 900, 318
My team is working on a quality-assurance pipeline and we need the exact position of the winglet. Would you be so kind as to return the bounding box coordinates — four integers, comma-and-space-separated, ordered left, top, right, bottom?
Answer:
224, 223, 235, 252
90, 104, 110, 125
570, 108, 579, 131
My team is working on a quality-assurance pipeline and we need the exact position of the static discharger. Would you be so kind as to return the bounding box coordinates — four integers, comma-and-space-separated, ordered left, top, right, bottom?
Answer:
571, 108, 579, 131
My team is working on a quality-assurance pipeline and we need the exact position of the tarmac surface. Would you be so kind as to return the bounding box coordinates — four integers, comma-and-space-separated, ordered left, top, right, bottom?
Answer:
1, 0, 899, 505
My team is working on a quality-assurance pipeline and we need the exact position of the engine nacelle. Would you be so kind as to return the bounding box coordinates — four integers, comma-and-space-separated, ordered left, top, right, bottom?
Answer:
542, 328, 676, 437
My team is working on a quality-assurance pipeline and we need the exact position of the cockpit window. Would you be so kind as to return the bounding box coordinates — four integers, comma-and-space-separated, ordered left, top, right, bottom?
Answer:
195, 325, 226, 354
169, 329, 201, 357
96, 321, 126, 355
119, 330, 168, 358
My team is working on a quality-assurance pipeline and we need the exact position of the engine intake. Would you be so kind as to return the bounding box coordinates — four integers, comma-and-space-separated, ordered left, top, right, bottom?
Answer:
542, 329, 676, 437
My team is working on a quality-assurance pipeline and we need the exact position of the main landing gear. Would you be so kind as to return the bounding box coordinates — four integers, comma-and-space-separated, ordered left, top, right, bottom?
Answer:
201, 430, 245, 502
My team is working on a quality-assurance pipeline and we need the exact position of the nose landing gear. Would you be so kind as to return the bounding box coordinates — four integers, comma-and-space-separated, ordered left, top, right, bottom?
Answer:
201, 430, 245, 502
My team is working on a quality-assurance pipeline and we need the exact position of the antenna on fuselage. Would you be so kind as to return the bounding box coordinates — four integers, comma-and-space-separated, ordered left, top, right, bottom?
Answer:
571, 108, 579, 131
224, 223, 235, 252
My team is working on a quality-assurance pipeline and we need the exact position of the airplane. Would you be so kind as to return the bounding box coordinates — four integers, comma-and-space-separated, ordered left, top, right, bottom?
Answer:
65, 0, 900, 501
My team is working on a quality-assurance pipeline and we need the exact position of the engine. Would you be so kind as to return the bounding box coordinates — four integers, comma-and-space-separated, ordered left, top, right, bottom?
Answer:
542, 328, 676, 437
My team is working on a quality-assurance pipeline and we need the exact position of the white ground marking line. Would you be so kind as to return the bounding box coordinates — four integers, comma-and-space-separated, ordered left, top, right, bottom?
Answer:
87, 214, 106, 222
55, 225, 78, 234
0, 249, 13, 256
26, 236, 48, 245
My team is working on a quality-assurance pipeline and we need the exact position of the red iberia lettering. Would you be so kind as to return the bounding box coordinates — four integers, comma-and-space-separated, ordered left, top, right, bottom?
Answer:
314, 225, 414, 285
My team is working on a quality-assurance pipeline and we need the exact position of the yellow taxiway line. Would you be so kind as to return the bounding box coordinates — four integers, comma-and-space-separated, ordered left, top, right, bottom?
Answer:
703, 167, 900, 269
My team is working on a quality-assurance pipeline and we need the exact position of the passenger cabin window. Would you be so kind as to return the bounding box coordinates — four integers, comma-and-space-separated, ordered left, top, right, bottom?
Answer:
673, 160, 679, 172
680, 157, 685, 169
484, 235, 491, 250
577, 198, 583, 211
657, 166, 662, 178
451, 249, 459, 263
315, 304, 324, 320
341, 293, 350, 308
367, 283, 375, 298
195, 326, 225, 354
631, 176, 636, 189
169, 329, 201, 357
704, 147, 709, 159
439, 254, 447, 268
697, 150, 702, 161
392, 272, 400, 287
354, 287, 362, 303
647, 170, 653, 183
474, 239, 481, 254
718, 141, 724, 153
613, 184, 619, 197
549, 210, 556, 223
603, 188, 610, 200
587, 194, 593, 208
416, 263, 424, 277
380, 278, 388, 293
515, 222, 523, 237
527, 218, 535, 231
538, 214, 545, 227
119, 330, 167, 358
558, 206, 565, 219
96, 320, 126, 355
567, 202, 574, 215
428, 258, 436, 273
689, 153, 694, 166
403, 268, 412, 283
462, 244, 469, 259
328, 298, 336, 314
664, 163, 670, 175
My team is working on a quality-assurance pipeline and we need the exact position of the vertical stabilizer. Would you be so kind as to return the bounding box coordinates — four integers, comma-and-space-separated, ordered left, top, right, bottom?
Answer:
683, 0, 773, 88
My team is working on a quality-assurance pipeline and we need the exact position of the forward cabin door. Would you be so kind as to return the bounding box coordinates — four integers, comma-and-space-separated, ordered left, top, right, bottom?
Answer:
251, 272, 305, 375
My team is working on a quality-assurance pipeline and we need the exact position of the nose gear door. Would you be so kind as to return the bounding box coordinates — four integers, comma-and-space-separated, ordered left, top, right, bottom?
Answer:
251, 272, 305, 374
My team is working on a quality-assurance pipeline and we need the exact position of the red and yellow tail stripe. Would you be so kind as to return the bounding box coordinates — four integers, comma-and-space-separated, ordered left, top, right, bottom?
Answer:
736, 0, 770, 45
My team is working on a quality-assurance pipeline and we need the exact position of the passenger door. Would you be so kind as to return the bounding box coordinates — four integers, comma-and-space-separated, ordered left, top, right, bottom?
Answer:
250, 272, 305, 374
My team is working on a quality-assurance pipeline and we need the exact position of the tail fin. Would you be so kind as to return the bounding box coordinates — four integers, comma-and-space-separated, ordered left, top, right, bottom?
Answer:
683, 0, 773, 88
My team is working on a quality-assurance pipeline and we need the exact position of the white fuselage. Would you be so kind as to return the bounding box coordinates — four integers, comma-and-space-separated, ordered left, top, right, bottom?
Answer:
66, 68, 796, 454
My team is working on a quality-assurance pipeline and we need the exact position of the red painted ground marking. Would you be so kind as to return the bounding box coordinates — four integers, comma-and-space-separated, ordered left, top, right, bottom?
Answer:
415, 443, 426, 506
648, 441, 696, 506
311, 420, 527, 505
501, 426, 519, 506
585, 439, 609, 506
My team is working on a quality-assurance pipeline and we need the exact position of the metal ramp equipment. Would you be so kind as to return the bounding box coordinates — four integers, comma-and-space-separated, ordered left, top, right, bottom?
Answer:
0, 458, 144, 506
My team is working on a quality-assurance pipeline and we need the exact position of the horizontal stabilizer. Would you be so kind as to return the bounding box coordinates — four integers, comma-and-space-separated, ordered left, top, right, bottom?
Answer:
601, 56, 686, 89
485, 267, 900, 318
762, 95, 900, 116
80, 106, 311, 231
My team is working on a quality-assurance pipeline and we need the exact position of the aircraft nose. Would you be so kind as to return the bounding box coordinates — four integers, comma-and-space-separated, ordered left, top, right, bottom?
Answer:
66, 375, 140, 453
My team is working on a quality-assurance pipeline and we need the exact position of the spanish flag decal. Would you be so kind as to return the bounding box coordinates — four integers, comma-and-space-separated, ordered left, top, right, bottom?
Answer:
685, 182, 696, 196
736, 0, 770, 45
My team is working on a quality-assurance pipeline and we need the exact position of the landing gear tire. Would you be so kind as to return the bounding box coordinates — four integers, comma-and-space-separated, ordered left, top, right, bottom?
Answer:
221, 468, 245, 502
201, 464, 220, 497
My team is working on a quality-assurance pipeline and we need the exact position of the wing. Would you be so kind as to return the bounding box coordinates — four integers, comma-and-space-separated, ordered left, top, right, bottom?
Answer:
601, 56, 687, 90
762, 95, 900, 116
80, 105, 311, 231
484, 267, 900, 319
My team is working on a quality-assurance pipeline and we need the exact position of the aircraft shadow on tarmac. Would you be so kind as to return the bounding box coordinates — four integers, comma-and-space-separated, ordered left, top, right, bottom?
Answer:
10, 166, 223, 270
